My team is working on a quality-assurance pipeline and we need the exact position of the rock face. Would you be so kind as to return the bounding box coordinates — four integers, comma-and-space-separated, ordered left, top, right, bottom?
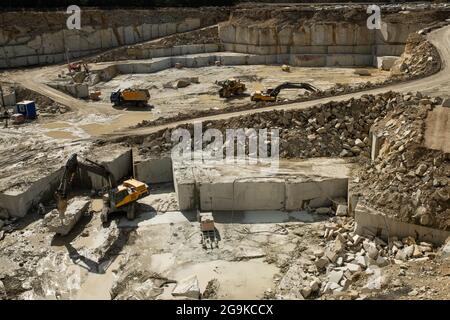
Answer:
217, 5, 448, 66
0, 8, 229, 68
172, 275, 201, 299
44, 197, 91, 236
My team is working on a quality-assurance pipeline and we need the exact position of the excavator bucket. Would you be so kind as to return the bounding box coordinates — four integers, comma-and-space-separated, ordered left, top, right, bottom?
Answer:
55, 193, 68, 215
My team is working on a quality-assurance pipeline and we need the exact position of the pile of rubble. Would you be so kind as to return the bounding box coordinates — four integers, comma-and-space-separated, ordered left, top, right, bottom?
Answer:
276, 216, 439, 299
391, 33, 442, 80
352, 93, 449, 230
131, 91, 410, 160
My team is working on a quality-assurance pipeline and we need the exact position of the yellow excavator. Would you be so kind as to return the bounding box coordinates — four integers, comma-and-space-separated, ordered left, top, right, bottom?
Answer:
251, 82, 320, 102
55, 154, 149, 223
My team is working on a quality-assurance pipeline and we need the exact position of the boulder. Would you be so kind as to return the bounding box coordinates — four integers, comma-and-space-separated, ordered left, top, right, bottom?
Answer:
300, 286, 312, 298
176, 79, 191, 88
335, 204, 348, 217
172, 275, 200, 299
313, 249, 324, 258
315, 257, 329, 269
310, 279, 321, 292
328, 270, 344, 284
364, 243, 379, 260
415, 164, 428, 176
354, 69, 371, 76
361, 269, 387, 293
354, 138, 365, 148
345, 263, 362, 273
375, 256, 389, 267
322, 282, 342, 294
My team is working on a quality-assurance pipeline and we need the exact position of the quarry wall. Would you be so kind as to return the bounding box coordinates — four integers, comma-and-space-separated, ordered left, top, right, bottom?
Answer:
0, 19, 202, 69
0, 8, 228, 69
218, 21, 423, 67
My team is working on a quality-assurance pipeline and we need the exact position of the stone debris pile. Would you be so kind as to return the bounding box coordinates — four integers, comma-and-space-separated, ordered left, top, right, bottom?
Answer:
353, 92, 449, 230
391, 33, 442, 80
276, 217, 439, 299
134, 91, 408, 160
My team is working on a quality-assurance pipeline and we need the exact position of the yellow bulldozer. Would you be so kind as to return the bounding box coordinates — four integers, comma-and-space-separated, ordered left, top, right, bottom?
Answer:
216, 78, 246, 98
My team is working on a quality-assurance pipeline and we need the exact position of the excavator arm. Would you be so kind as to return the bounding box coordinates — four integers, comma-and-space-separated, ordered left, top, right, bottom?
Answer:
268, 82, 320, 98
55, 153, 117, 212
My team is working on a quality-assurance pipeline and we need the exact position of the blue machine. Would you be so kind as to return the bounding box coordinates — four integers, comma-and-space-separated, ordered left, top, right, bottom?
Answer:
15, 100, 37, 119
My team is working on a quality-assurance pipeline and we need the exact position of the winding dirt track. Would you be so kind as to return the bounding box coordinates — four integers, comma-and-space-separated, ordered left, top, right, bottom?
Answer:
8, 25, 450, 151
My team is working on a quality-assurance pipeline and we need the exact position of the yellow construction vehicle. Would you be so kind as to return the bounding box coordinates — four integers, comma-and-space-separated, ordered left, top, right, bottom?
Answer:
251, 82, 320, 102
216, 78, 246, 98
110, 88, 150, 107
55, 154, 149, 223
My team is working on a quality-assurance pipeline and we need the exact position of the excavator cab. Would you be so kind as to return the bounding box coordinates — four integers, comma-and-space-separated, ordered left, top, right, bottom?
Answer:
100, 179, 148, 222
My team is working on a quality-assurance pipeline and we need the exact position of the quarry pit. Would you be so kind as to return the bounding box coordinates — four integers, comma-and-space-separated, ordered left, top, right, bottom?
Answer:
0, 3, 449, 301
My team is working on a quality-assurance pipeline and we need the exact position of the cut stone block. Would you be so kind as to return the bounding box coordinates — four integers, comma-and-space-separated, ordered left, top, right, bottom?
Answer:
44, 196, 90, 236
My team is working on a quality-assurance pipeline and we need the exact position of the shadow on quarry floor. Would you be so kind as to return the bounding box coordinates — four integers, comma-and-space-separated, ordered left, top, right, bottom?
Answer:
111, 104, 155, 112
50, 213, 94, 246
221, 93, 251, 101
50, 214, 132, 274
7, 211, 47, 233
